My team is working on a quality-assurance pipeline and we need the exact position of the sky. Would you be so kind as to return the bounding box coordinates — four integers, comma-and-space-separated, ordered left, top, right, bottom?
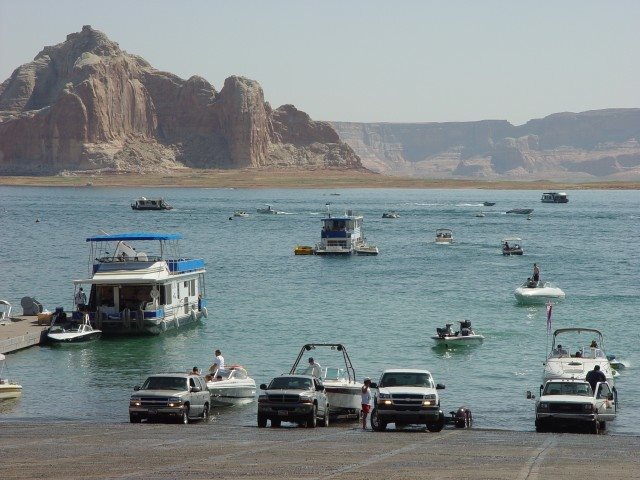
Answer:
1, 0, 638, 125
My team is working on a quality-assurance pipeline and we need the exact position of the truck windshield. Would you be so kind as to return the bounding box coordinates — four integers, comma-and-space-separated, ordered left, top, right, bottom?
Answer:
269, 377, 312, 390
142, 377, 188, 391
380, 373, 431, 388
543, 382, 592, 396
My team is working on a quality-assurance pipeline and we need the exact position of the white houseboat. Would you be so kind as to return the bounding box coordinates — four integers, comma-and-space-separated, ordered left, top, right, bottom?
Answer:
314, 209, 377, 255
131, 197, 173, 210
74, 232, 207, 335
541, 192, 569, 203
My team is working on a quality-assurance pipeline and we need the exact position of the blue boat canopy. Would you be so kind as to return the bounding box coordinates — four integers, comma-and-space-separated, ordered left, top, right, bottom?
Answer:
86, 232, 183, 242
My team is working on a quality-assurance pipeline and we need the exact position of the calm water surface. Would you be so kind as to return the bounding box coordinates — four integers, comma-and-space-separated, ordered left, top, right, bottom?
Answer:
0, 187, 638, 434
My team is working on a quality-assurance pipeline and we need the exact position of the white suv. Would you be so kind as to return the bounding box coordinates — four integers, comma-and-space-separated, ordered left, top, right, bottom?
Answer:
370, 369, 445, 432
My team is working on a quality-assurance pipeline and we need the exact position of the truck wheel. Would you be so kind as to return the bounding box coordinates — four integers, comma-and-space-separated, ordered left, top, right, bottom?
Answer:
257, 414, 267, 428
370, 409, 386, 431
307, 406, 317, 428
591, 421, 600, 434
426, 413, 445, 432
202, 403, 210, 422
320, 406, 330, 427
181, 406, 190, 424
535, 419, 546, 433
129, 414, 141, 424
271, 419, 282, 428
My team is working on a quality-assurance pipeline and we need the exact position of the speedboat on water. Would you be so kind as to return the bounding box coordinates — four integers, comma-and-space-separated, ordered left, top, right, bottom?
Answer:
257, 204, 282, 214
291, 343, 363, 418
72, 232, 207, 335
131, 197, 173, 210
543, 328, 616, 388
502, 237, 524, 256
483, 201, 496, 206
382, 211, 400, 219
506, 208, 534, 215
541, 192, 569, 203
314, 206, 377, 255
206, 365, 257, 407
514, 280, 565, 305
0, 353, 22, 399
47, 309, 101, 343
431, 320, 484, 347
435, 228, 453, 244
233, 210, 249, 217
607, 354, 628, 371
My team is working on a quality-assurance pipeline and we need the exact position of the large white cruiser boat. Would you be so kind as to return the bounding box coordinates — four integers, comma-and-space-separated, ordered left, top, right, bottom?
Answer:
543, 328, 616, 388
314, 209, 378, 255
291, 343, 363, 418
73, 232, 207, 335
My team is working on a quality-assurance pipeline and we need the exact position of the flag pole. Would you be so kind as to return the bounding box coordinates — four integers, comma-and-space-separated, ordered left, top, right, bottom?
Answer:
545, 301, 553, 360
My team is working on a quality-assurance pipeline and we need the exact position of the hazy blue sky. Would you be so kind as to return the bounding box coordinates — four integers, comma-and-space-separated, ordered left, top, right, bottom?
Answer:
1, 0, 638, 125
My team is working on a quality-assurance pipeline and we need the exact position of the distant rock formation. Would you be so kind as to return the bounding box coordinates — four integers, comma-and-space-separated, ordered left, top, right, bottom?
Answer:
0, 26, 362, 174
332, 109, 640, 180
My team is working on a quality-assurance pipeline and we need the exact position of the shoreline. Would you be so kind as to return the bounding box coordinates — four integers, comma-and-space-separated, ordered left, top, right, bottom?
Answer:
1, 169, 639, 189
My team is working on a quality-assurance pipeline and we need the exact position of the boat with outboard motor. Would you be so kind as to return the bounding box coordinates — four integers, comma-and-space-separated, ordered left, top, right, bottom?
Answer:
502, 237, 524, 256
435, 228, 453, 244
382, 211, 400, 219
131, 197, 173, 210
233, 210, 249, 217
506, 208, 534, 215
290, 343, 363, 418
72, 232, 207, 335
432, 320, 484, 347
541, 192, 569, 203
257, 204, 282, 214
543, 328, 616, 388
314, 207, 378, 255
514, 280, 565, 305
206, 365, 257, 407
0, 353, 22, 399
47, 308, 101, 343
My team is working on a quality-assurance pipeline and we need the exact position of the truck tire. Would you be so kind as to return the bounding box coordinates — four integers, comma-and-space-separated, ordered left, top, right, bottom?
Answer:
307, 406, 317, 428
271, 419, 282, 428
370, 408, 386, 431
129, 414, 141, 423
257, 414, 267, 428
181, 407, 190, 425
202, 403, 210, 422
319, 406, 330, 427
426, 412, 445, 432
535, 419, 546, 433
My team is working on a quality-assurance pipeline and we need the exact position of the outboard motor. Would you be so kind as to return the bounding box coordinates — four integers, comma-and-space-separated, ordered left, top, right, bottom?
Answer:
436, 323, 453, 338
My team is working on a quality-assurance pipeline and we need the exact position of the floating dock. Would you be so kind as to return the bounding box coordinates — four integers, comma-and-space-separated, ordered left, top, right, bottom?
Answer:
0, 316, 47, 354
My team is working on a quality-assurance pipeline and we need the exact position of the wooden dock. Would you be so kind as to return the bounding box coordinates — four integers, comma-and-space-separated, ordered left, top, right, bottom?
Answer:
0, 316, 48, 354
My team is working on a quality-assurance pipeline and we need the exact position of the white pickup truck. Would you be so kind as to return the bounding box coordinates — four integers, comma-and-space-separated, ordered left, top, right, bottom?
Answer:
370, 369, 446, 432
530, 378, 617, 434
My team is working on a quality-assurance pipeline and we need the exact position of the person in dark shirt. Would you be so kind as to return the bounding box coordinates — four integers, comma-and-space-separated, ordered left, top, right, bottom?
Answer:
585, 365, 606, 393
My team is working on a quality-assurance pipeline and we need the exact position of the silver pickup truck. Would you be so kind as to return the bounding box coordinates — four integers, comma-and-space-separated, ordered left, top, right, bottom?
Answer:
129, 373, 210, 424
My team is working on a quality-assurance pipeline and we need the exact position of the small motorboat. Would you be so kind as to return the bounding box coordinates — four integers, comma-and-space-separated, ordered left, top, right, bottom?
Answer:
502, 237, 524, 255
607, 354, 628, 371
131, 197, 173, 210
435, 228, 453, 244
432, 320, 484, 347
206, 365, 257, 407
506, 208, 534, 215
0, 353, 22, 399
354, 243, 379, 255
47, 309, 102, 343
382, 211, 400, 219
294, 245, 314, 255
483, 202, 496, 206
290, 343, 362, 418
541, 192, 569, 203
256, 204, 282, 214
475, 212, 485, 218
233, 210, 249, 217
514, 281, 565, 305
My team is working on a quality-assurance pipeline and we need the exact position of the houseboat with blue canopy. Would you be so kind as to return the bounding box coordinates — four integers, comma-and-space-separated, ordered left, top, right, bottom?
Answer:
314, 208, 378, 255
73, 232, 207, 335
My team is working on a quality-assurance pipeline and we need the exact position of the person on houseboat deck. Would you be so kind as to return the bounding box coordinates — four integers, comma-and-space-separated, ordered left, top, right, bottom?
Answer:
308, 357, 322, 377
533, 263, 540, 283
75, 288, 87, 311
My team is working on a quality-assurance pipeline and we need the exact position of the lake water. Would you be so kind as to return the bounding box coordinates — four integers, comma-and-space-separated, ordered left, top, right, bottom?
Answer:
0, 186, 638, 434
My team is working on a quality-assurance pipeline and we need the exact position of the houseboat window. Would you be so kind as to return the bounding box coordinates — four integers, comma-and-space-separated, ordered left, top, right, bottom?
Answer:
189, 279, 196, 296
161, 284, 172, 305
119, 286, 152, 310
97, 286, 115, 307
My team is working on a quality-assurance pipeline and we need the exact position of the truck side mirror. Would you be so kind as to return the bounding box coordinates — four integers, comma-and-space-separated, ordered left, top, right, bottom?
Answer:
436, 384, 445, 390
259, 384, 267, 390
190, 386, 201, 393
316, 385, 325, 391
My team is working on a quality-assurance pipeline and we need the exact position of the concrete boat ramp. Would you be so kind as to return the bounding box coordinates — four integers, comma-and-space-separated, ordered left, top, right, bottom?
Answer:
0, 421, 638, 479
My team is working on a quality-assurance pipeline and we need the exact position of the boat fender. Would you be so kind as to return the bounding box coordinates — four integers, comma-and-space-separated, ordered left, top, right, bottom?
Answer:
201, 307, 208, 318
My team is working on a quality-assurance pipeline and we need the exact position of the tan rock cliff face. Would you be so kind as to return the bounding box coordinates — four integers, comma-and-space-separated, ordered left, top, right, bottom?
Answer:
0, 26, 361, 174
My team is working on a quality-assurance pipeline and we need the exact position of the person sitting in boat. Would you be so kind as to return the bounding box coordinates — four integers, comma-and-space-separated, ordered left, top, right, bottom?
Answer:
590, 340, 598, 348
526, 277, 537, 288
574, 350, 582, 358
553, 344, 568, 357
504, 241, 510, 250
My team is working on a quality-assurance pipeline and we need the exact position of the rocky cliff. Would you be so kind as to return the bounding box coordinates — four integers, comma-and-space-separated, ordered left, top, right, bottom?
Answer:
332, 109, 640, 180
0, 26, 362, 174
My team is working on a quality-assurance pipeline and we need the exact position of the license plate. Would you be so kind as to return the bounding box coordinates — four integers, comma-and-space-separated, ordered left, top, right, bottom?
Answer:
148, 409, 157, 414
278, 410, 288, 416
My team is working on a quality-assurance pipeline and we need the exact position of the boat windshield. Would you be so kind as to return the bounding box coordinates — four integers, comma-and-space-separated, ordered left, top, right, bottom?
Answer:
323, 367, 348, 381
543, 382, 593, 397
269, 377, 312, 390
379, 372, 433, 388
142, 376, 188, 391
579, 347, 606, 359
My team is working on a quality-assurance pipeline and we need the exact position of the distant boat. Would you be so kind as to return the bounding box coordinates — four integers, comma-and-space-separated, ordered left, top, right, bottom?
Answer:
256, 204, 283, 214
476, 212, 485, 218
233, 210, 249, 217
382, 211, 400, 219
541, 192, 569, 203
506, 208, 534, 215
131, 197, 173, 211
435, 228, 453, 244
0, 353, 22, 399
483, 202, 496, 206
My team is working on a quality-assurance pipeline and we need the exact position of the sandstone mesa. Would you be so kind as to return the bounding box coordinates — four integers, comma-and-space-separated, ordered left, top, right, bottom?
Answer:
0, 26, 362, 175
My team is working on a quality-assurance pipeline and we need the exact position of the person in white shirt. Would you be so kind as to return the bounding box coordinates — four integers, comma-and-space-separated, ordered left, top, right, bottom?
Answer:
209, 349, 225, 375
307, 357, 321, 377
361, 377, 372, 429
75, 288, 87, 311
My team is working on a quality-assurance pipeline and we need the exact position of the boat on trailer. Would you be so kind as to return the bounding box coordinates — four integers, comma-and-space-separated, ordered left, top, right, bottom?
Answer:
290, 343, 362, 418
73, 232, 207, 335
206, 365, 257, 407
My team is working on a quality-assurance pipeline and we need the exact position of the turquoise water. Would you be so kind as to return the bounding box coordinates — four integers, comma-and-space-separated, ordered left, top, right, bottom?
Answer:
0, 187, 638, 434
